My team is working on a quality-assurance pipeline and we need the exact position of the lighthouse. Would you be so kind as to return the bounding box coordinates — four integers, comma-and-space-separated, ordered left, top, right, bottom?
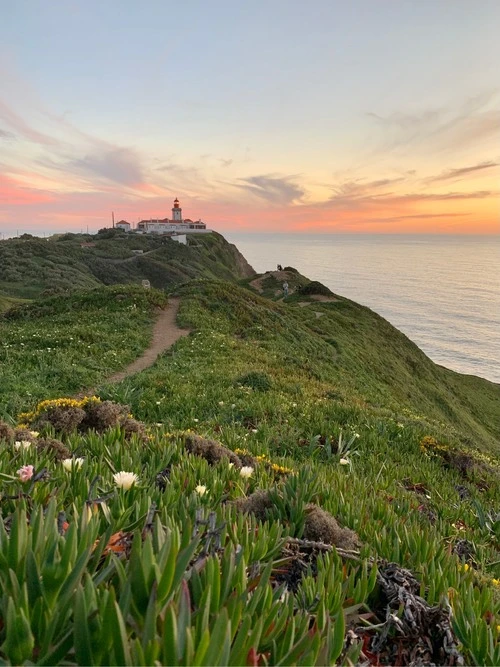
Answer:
171, 197, 183, 222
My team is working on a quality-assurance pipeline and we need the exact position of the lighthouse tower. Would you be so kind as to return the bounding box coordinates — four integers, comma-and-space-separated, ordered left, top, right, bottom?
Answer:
171, 197, 183, 222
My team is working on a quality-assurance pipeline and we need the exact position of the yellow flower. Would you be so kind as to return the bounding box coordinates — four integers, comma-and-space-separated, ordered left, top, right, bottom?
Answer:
492, 579, 500, 586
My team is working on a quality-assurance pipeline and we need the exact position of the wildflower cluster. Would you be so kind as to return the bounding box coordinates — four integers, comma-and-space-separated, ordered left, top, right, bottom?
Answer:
234, 448, 294, 475
420, 435, 450, 457
18, 396, 101, 426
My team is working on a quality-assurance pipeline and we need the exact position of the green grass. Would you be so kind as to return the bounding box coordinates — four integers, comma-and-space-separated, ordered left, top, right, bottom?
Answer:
0, 285, 167, 419
0, 231, 254, 299
0, 274, 499, 664
115, 279, 498, 453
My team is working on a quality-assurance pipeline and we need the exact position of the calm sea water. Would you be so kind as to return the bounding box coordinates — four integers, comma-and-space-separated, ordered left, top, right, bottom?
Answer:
224, 233, 500, 384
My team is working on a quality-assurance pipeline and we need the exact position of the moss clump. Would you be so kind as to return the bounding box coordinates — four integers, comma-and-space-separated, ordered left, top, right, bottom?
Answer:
36, 437, 71, 460
34, 406, 86, 434
0, 421, 15, 443
297, 281, 333, 297
236, 371, 272, 392
81, 400, 128, 432
120, 416, 147, 441
303, 504, 361, 550
14, 427, 37, 443
184, 434, 241, 467
233, 490, 274, 521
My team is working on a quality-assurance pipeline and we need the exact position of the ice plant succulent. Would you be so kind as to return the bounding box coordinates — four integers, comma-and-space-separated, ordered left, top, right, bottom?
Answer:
17, 465, 34, 482
113, 471, 139, 490
14, 441, 32, 450
240, 466, 254, 479
62, 457, 84, 471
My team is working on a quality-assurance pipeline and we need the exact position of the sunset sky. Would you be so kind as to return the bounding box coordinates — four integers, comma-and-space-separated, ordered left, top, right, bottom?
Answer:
1, 0, 499, 236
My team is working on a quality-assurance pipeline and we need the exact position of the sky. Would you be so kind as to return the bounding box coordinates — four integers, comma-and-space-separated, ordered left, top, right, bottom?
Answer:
0, 0, 499, 236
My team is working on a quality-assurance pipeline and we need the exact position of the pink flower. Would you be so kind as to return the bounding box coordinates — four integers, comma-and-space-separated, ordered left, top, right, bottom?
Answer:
17, 465, 34, 483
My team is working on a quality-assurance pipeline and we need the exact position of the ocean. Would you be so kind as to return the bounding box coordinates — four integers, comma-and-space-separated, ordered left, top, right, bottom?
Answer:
225, 233, 500, 384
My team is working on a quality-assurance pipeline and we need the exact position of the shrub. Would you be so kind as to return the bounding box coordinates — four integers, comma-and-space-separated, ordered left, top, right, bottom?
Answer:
297, 280, 333, 297
236, 371, 272, 392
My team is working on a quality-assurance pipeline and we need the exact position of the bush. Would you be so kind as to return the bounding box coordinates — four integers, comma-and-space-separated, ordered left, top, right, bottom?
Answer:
297, 280, 333, 297
236, 371, 272, 392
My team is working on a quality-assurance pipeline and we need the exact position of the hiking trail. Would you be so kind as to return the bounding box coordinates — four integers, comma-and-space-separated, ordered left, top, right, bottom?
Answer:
105, 297, 190, 384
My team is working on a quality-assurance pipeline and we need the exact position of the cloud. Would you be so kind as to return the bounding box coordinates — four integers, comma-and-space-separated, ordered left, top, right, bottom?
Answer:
392, 191, 493, 202
427, 161, 499, 183
69, 146, 144, 186
0, 173, 54, 205
367, 91, 500, 153
337, 212, 471, 227
0, 98, 57, 145
233, 174, 304, 205
320, 174, 494, 211
0, 127, 15, 140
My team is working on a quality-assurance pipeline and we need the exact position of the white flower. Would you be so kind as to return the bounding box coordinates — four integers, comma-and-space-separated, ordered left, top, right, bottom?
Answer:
193, 418, 199, 423
231, 404, 236, 409
228, 462, 234, 468
30, 431, 39, 438
195, 484, 207, 496
113, 471, 139, 490
240, 466, 254, 479
218, 401, 224, 406
14, 440, 32, 450
62, 457, 84, 471
251, 429, 258, 433
339, 458, 350, 466
354, 433, 360, 439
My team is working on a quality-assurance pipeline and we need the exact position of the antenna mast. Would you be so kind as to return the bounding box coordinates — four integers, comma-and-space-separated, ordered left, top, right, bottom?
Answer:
112, 211, 115, 228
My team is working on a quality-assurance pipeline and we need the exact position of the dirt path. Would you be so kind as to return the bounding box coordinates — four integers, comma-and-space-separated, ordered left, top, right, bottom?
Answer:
104, 298, 190, 384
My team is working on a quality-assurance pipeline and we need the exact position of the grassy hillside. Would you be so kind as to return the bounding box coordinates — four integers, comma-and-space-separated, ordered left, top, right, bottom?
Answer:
0, 285, 167, 419
0, 230, 253, 299
0, 291, 26, 313
0, 273, 499, 664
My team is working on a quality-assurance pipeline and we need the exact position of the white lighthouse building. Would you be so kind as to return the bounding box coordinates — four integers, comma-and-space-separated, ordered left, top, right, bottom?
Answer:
172, 197, 182, 221
135, 198, 209, 234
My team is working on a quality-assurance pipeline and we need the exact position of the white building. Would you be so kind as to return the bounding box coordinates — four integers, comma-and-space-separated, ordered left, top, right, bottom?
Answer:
116, 220, 131, 231
135, 198, 208, 234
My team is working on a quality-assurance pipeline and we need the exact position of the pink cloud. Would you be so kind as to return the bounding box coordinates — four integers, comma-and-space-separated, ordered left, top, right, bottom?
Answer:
0, 173, 55, 206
